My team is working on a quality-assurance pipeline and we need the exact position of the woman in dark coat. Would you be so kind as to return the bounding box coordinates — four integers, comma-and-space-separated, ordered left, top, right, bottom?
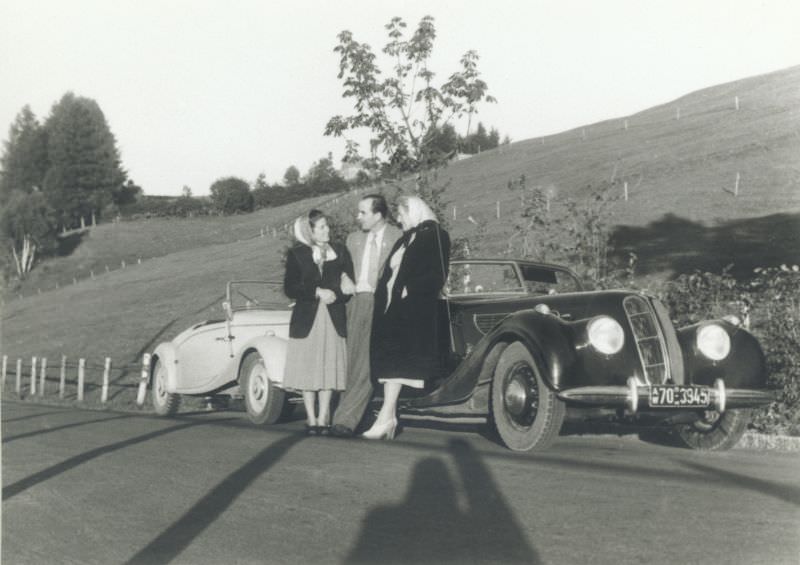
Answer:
364, 195, 451, 440
283, 209, 354, 434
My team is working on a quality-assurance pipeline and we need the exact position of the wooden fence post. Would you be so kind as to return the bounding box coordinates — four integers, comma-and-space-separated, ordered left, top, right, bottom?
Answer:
496, 201, 500, 219
453, 206, 457, 220
30, 357, 37, 396
77, 358, 85, 401
137, 353, 151, 406
1, 355, 7, 391
624, 181, 629, 201
734, 172, 740, 196
101, 357, 111, 403
39, 357, 47, 396
60, 355, 67, 399
735, 96, 739, 110
16, 358, 22, 394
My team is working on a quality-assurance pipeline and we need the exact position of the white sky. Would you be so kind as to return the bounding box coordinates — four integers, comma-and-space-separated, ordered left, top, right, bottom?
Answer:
1, 0, 798, 197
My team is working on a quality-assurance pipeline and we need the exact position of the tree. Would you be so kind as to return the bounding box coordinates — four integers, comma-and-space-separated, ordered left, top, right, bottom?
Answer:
0, 190, 57, 277
325, 15, 496, 177
42, 93, 127, 228
112, 179, 142, 207
252, 172, 273, 209
209, 177, 253, 214
421, 123, 458, 166
283, 165, 300, 186
305, 154, 347, 193
0, 105, 48, 203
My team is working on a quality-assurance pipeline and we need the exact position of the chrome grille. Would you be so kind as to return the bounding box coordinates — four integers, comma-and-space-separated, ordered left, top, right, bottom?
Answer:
623, 296, 669, 384
474, 313, 509, 334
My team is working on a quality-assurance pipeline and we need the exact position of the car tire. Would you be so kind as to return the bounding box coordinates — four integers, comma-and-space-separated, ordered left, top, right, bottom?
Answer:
240, 351, 286, 425
675, 408, 750, 451
490, 342, 565, 451
151, 358, 180, 416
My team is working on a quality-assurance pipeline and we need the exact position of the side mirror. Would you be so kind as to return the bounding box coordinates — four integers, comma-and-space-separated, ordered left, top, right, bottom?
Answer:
222, 300, 233, 320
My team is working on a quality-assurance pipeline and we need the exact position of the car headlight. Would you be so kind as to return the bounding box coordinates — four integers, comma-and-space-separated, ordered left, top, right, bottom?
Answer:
587, 316, 625, 355
696, 324, 731, 361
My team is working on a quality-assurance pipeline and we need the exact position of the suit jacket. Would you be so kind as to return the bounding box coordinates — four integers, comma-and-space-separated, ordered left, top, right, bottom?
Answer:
283, 242, 354, 339
346, 223, 402, 289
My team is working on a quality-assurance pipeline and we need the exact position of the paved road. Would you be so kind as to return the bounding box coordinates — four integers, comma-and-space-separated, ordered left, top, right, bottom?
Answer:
2, 401, 799, 565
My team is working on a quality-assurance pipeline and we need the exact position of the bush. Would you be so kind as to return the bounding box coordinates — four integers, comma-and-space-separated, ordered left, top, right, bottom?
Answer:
660, 266, 800, 435
210, 177, 253, 214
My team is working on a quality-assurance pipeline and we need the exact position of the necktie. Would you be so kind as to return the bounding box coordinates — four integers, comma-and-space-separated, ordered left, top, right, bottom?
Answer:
367, 234, 379, 288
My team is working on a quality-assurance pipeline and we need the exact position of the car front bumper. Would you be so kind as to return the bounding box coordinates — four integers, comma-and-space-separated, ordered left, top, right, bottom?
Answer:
558, 378, 776, 415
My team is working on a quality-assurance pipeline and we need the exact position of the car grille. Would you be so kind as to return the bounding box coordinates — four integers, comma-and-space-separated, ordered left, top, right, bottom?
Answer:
623, 296, 668, 384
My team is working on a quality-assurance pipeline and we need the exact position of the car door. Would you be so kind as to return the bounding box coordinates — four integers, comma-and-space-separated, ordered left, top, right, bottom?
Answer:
174, 321, 231, 393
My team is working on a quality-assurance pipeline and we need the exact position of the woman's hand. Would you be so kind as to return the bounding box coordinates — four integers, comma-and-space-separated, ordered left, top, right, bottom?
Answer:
316, 288, 337, 305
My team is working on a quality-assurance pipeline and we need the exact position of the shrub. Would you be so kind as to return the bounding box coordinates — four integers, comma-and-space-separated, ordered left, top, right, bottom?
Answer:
660, 266, 800, 435
209, 177, 253, 214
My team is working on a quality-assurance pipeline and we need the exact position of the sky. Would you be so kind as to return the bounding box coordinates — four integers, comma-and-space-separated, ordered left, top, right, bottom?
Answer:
1, 0, 798, 197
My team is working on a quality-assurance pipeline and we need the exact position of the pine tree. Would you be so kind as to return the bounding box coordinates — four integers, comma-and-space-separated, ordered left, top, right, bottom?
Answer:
42, 93, 126, 228
0, 105, 48, 203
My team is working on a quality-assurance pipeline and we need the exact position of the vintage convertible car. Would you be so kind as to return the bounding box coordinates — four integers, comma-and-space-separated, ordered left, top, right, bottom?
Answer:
149, 260, 775, 451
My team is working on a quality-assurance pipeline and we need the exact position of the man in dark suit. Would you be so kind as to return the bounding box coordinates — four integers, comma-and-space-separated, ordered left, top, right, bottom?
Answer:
332, 194, 402, 437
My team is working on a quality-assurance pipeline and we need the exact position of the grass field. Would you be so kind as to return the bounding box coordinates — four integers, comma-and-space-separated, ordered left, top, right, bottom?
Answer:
2, 65, 799, 404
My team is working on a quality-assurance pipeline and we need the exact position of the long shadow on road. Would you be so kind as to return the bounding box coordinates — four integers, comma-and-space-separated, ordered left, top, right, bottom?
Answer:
125, 434, 302, 565
679, 459, 800, 507
2, 418, 236, 501
347, 438, 540, 564
2, 414, 133, 444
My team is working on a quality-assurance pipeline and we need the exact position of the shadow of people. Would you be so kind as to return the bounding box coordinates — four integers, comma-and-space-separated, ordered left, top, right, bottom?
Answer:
346, 439, 540, 564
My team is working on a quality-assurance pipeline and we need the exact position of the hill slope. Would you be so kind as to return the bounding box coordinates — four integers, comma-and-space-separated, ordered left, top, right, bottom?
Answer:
2, 66, 799, 400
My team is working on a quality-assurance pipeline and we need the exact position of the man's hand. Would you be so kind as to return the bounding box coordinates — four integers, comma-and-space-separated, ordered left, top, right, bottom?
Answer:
340, 274, 356, 295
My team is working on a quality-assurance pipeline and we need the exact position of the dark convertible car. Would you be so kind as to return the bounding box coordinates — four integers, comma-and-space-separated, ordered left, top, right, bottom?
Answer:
149, 259, 775, 452
401, 259, 775, 451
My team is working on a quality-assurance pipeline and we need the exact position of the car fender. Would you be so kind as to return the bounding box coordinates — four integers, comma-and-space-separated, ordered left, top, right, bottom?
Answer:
233, 335, 288, 386
408, 310, 576, 410
495, 310, 578, 391
677, 321, 768, 389
151, 342, 179, 393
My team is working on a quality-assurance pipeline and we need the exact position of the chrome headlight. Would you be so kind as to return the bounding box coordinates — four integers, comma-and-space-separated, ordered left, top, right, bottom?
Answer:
587, 316, 625, 355
697, 324, 731, 361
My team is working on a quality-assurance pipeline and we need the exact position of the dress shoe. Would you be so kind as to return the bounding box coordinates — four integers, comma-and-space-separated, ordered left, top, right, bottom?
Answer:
330, 424, 354, 438
361, 418, 398, 440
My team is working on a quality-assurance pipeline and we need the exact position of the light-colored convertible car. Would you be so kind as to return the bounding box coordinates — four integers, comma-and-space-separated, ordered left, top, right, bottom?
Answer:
150, 281, 294, 424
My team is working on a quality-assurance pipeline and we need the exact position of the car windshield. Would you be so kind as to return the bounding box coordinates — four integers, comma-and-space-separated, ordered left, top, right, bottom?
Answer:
227, 281, 286, 311
446, 261, 582, 296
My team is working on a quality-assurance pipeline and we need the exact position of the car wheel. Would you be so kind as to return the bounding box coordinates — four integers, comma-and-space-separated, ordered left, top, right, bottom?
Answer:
151, 358, 180, 416
675, 408, 750, 451
490, 342, 565, 451
239, 351, 287, 425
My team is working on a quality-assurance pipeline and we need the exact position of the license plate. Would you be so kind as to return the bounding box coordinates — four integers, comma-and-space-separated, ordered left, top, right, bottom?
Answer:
649, 385, 711, 408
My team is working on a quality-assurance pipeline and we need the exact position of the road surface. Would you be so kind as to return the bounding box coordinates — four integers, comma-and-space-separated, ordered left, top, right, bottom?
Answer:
3, 401, 799, 564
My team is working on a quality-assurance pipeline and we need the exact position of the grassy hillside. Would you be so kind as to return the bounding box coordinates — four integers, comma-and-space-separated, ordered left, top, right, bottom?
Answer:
2, 65, 799, 403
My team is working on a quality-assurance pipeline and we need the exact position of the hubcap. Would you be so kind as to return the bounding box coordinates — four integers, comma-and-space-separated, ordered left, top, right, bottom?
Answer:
503, 362, 539, 427
248, 362, 268, 412
693, 410, 721, 432
155, 367, 167, 402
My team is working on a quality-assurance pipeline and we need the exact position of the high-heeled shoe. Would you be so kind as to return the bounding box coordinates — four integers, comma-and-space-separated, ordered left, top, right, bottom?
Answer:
361, 417, 398, 440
